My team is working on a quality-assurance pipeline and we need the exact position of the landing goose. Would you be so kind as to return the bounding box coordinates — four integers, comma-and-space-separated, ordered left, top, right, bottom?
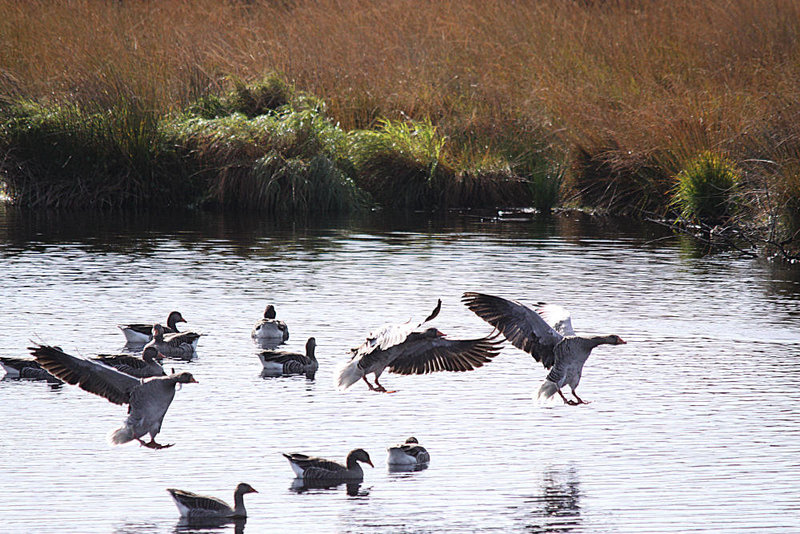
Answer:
92, 347, 165, 378
462, 292, 626, 405
259, 337, 317, 378
387, 437, 430, 466
118, 311, 187, 344
167, 483, 257, 519
283, 449, 374, 481
251, 304, 289, 343
338, 300, 502, 393
29, 343, 197, 448
0, 356, 62, 383
145, 323, 202, 359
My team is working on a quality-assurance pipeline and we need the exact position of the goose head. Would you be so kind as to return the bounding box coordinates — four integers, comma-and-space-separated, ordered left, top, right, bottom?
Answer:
235, 482, 258, 495
405, 437, 419, 444
264, 305, 277, 320
608, 335, 626, 345
167, 311, 187, 327
172, 371, 198, 384
422, 327, 446, 339
151, 323, 165, 340
347, 448, 374, 469
142, 347, 161, 363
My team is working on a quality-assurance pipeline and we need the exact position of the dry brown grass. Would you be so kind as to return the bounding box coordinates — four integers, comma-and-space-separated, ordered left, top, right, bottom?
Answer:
3, 0, 800, 215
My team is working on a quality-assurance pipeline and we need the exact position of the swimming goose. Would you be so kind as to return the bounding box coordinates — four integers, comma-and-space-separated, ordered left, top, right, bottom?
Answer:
167, 483, 258, 519
259, 337, 317, 378
118, 311, 187, 344
144, 323, 202, 359
251, 304, 289, 343
337, 300, 502, 393
283, 449, 374, 481
0, 356, 62, 383
462, 292, 626, 405
29, 343, 197, 448
91, 347, 165, 378
387, 437, 430, 466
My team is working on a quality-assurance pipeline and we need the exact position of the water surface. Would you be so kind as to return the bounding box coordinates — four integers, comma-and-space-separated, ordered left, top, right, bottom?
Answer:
1, 207, 799, 533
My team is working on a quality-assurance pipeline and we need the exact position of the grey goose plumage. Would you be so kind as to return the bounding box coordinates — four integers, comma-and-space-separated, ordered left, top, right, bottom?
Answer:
387, 436, 430, 466
462, 292, 626, 405
29, 343, 197, 448
338, 299, 502, 392
252, 304, 289, 343
118, 311, 187, 344
283, 449, 374, 481
167, 483, 257, 519
0, 356, 62, 383
259, 337, 317, 378
92, 346, 165, 378
144, 323, 202, 359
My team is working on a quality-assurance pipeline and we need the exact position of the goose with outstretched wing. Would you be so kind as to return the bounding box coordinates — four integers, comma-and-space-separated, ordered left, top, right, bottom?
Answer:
29, 343, 196, 448
338, 300, 502, 393
462, 292, 626, 405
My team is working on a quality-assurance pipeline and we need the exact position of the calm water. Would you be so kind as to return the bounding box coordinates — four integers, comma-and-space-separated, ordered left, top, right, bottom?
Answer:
1, 207, 799, 534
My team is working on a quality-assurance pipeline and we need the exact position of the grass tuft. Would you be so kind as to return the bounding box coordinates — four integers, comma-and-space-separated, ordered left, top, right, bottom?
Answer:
671, 151, 741, 225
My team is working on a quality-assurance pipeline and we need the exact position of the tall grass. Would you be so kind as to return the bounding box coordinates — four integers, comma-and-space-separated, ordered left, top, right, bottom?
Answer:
3, 0, 800, 221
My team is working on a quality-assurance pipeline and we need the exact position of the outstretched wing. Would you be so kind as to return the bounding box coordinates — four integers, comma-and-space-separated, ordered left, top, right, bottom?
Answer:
29, 344, 139, 405
462, 292, 563, 368
535, 303, 575, 336
351, 299, 443, 359
387, 334, 503, 375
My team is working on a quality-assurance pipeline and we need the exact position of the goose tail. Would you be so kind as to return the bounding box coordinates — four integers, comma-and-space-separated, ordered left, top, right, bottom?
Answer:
336, 360, 363, 391
108, 425, 135, 445
537, 379, 559, 401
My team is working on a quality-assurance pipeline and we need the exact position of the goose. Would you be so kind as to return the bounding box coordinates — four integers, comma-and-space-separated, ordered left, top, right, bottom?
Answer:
251, 304, 289, 343
462, 292, 626, 405
0, 356, 62, 383
167, 483, 258, 519
259, 337, 317, 378
91, 346, 165, 378
387, 437, 430, 467
118, 311, 187, 344
337, 300, 503, 393
144, 323, 202, 359
29, 343, 197, 448
283, 449, 374, 481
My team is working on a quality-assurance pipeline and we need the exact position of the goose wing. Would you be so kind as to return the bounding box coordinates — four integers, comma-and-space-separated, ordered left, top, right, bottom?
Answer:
387, 333, 503, 375
462, 292, 563, 368
164, 331, 202, 346
167, 489, 231, 514
284, 453, 346, 473
259, 351, 308, 365
29, 344, 139, 405
93, 354, 149, 370
351, 300, 443, 359
535, 303, 575, 336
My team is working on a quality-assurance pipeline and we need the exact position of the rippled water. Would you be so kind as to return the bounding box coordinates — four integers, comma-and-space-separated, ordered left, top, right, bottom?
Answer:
1, 207, 799, 533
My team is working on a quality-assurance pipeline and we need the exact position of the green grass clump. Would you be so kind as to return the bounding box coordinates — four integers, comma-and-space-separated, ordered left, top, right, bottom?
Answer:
671, 151, 741, 225
0, 99, 191, 208
189, 73, 294, 119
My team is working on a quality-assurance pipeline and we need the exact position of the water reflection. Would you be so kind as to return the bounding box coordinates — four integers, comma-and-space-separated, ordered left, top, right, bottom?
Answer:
173, 517, 246, 534
517, 467, 582, 533
289, 478, 368, 497
387, 463, 429, 474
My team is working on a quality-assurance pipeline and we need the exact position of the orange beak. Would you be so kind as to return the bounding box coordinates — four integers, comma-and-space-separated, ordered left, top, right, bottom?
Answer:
190, 377, 199, 383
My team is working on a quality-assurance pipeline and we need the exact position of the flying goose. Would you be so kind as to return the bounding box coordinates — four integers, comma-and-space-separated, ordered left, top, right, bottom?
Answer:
387, 437, 430, 467
144, 323, 202, 359
251, 304, 289, 343
167, 483, 258, 519
462, 292, 626, 405
338, 300, 502, 393
92, 346, 165, 378
118, 311, 187, 344
0, 356, 62, 383
259, 337, 317, 378
283, 449, 374, 481
29, 343, 197, 448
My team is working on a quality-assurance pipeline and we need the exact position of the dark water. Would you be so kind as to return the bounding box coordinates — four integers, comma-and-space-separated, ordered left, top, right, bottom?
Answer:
1, 206, 799, 533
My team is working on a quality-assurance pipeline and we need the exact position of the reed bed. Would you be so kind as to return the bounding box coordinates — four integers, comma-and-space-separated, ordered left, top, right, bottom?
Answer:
2, 0, 800, 231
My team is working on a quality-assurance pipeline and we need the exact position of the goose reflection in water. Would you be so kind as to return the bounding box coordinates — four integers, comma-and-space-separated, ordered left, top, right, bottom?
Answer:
173, 517, 246, 534
518, 467, 582, 533
289, 477, 369, 497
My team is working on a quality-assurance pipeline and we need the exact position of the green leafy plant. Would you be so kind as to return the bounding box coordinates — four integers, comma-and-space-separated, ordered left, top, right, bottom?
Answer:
671, 151, 741, 225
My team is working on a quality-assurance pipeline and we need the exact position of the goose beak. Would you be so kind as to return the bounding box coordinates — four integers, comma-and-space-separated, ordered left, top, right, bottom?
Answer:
367, 459, 374, 468
190, 377, 199, 383
618, 338, 627, 344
